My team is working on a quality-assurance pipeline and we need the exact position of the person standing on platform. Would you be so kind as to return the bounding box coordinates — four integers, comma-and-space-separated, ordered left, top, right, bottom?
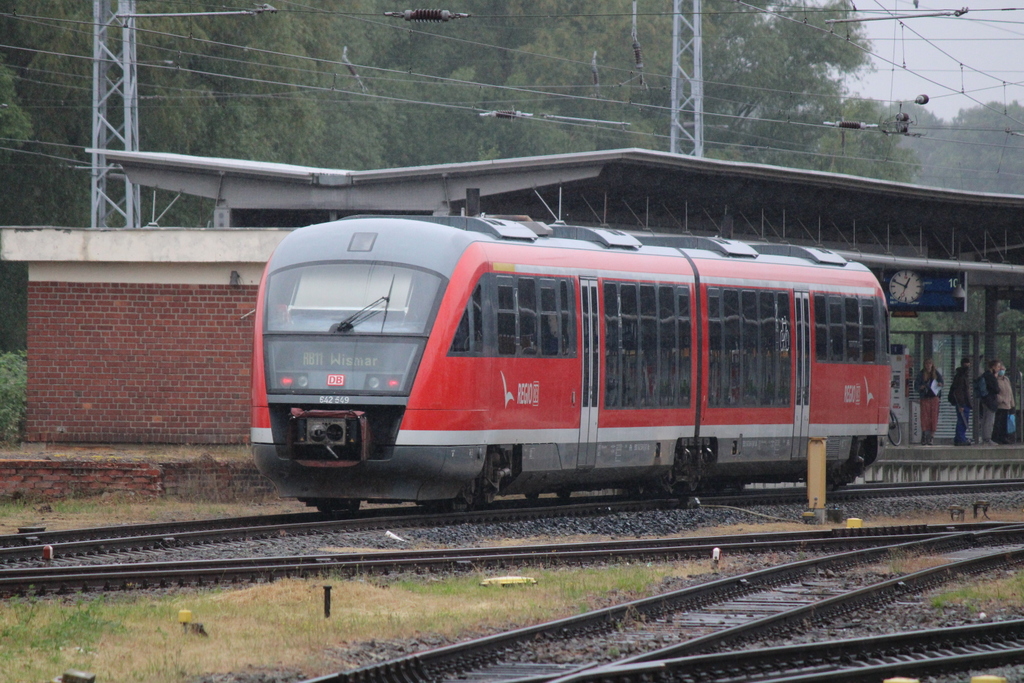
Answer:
993, 361, 1016, 445
915, 358, 943, 446
948, 357, 973, 445
978, 359, 1002, 445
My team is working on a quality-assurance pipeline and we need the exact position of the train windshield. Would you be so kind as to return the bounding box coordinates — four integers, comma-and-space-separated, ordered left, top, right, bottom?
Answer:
265, 263, 443, 334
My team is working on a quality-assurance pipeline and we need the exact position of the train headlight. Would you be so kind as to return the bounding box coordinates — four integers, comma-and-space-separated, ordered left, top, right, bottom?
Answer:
277, 374, 308, 389
366, 374, 403, 391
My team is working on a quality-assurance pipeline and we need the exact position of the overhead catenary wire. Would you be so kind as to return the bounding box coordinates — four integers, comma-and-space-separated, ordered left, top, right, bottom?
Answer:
2, 5, 1022, 179
4, 5, 1016, 132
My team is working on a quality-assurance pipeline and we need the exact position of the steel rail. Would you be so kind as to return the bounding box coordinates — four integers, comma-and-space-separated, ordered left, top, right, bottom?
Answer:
0, 526, 965, 597
2, 478, 1019, 564
309, 527, 1024, 683
0, 497, 687, 563
307, 531, 989, 683
521, 619, 1024, 683
3, 478, 1019, 551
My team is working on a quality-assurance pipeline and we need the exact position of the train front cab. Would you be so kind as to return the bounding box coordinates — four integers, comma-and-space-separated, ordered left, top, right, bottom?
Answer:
251, 218, 489, 511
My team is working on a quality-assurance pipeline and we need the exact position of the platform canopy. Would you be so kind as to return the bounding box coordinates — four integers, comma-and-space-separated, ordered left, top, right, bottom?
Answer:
103, 147, 1024, 285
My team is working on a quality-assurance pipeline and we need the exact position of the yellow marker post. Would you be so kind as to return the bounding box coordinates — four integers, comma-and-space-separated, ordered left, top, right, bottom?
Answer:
480, 576, 537, 587
807, 437, 827, 524
178, 609, 193, 633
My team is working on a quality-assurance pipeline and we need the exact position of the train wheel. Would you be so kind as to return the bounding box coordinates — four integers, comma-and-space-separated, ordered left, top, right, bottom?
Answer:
524, 492, 540, 503
556, 490, 572, 503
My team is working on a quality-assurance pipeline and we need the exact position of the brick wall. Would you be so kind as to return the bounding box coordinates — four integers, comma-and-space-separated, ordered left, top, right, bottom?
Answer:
0, 461, 164, 498
27, 282, 258, 444
0, 459, 276, 500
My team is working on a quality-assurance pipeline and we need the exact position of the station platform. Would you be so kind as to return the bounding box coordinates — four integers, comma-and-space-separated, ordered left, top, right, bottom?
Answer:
865, 442, 1024, 483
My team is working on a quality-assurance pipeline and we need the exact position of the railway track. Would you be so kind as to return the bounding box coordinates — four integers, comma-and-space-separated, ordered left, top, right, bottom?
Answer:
318, 524, 1024, 683
3, 479, 1019, 565
0, 497, 682, 564
534, 619, 1024, 683
0, 523, 952, 597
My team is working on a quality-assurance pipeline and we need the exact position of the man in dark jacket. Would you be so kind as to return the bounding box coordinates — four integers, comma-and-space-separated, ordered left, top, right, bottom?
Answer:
948, 356, 973, 445
979, 359, 1002, 445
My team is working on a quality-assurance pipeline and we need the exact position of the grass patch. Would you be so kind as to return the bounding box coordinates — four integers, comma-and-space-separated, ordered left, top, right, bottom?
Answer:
930, 571, 1024, 611
0, 563, 709, 682
0, 496, 307, 534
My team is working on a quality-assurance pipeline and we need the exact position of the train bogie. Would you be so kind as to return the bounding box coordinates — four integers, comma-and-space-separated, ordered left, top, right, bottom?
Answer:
251, 216, 889, 510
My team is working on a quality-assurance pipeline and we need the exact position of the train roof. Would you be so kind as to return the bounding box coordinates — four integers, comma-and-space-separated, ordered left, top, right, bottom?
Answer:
267, 215, 874, 282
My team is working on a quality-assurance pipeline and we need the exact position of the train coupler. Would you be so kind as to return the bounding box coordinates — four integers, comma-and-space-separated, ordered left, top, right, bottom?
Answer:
288, 408, 371, 463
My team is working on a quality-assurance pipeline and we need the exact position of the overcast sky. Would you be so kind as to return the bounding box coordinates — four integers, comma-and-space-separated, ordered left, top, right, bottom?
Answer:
846, 0, 1024, 122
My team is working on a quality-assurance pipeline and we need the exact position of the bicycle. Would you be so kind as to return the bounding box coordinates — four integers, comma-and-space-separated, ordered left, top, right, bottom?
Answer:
887, 409, 902, 446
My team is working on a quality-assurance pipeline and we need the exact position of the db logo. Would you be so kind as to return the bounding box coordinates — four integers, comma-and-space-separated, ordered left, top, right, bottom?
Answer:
327, 374, 346, 387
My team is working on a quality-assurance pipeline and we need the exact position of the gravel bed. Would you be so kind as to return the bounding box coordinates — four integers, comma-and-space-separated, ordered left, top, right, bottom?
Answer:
30, 489, 1024, 571
180, 491, 1024, 683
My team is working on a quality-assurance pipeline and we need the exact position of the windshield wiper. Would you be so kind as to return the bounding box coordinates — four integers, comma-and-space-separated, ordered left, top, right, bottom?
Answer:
333, 296, 389, 333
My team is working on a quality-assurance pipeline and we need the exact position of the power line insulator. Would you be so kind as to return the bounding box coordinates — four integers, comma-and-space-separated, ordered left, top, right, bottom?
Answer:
915, 94, 929, 105
823, 120, 878, 130
384, 9, 470, 21
632, 39, 644, 70
479, 110, 532, 119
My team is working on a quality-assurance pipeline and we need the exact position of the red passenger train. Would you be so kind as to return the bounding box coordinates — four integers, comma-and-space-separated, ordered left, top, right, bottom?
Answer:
251, 215, 890, 512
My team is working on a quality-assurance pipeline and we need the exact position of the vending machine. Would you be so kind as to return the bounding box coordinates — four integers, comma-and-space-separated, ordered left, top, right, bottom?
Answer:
890, 344, 916, 444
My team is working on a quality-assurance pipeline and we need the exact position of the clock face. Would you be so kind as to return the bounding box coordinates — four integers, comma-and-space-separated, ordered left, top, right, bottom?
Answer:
889, 270, 924, 303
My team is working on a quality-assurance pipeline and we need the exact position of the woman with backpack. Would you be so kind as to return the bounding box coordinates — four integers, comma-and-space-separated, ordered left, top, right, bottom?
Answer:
993, 361, 1016, 445
915, 358, 943, 446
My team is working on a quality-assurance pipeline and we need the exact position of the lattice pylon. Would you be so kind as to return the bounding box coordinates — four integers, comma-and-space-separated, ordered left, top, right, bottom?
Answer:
91, 0, 139, 228
670, 0, 704, 157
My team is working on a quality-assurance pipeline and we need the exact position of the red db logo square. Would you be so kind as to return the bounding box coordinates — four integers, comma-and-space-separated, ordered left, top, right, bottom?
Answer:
327, 374, 346, 387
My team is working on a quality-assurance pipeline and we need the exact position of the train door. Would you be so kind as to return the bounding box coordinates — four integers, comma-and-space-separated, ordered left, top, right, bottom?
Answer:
791, 290, 811, 459
577, 277, 600, 469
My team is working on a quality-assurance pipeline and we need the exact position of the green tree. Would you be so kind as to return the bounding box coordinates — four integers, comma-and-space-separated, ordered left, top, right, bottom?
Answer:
902, 102, 1024, 195
0, 0, 918, 229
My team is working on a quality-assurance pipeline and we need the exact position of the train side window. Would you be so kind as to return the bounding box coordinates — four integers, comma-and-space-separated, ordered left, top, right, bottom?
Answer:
707, 288, 722, 407
539, 280, 559, 356
723, 289, 741, 406
845, 297, 861, 362
518, 278, 538, 356
758, 291, 776, 405
658, 285, 677, 407
497, 276, 517, 356
604, 282, 622, 408
677, 286, 691, 407
813, 294, 828, 361
741, 290, 759, 406
828, 295, 844, 363
605, 280, 692, 410
559, 280, 573, 356
639, 285, 658, 407
861, 297, 876, 363
449, 283, 482, 355
620, 283, 639, 407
